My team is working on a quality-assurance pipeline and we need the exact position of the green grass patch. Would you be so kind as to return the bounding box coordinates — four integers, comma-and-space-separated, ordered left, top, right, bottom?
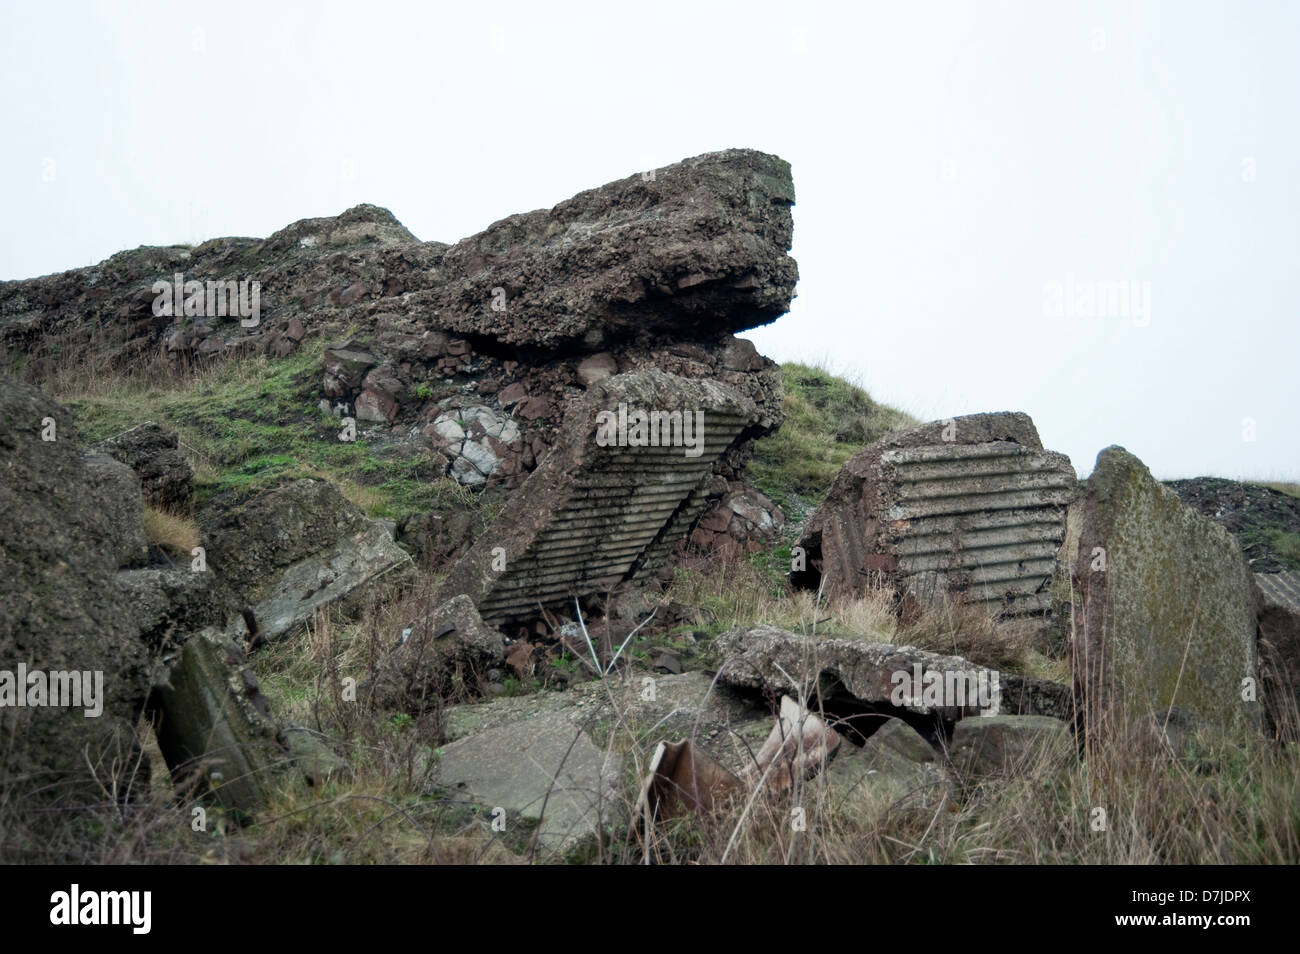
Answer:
749, 362, 916, 511
61, 341, 477, 525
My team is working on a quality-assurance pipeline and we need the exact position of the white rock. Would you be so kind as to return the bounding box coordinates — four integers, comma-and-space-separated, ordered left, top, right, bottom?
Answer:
432, 415, 466, 443
460, 438, 501, 477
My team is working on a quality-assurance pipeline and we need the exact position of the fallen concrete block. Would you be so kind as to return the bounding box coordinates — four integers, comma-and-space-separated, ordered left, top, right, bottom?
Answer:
715, 625, 1073, 721
827, 717, 948, 809
438, 370, 758, 627
147, 630, 285, 816
201, 479, 412, 643
247, 519, 411, 643
793, 412, 1076, 616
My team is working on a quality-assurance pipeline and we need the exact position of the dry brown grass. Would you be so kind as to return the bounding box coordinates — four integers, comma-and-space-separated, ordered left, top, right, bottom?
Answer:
141, 505, 201, 554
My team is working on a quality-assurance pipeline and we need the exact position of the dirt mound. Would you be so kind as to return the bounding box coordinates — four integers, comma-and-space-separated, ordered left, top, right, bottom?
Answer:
1164, 478, 1300, 573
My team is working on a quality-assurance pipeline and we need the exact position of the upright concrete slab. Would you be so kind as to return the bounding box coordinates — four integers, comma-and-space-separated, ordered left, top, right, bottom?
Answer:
147, 630, 285, 815
438, 369, 757, 626
1074, 447, 1260, 739
793, 412, 1076, 616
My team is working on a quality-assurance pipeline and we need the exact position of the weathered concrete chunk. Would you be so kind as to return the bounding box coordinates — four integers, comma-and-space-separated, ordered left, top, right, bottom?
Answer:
793, 412, 1076, 617
715, 625, 1072, 721
0, 377, 151, 827
113, 567, 235, 653
200, 479, 411, 641
415, 149, 797, 351
431, 709, 624, 855
82, 450, 149, 568
95, 421, 193, 510
248, 519, 411, 643
438, 369, 758, 626
827, 717, 948, 808
147, 630, 285, 815
1074, 447, 1260, 739
947, 714, 1070, 777
367, 595, 507, 712
283, 725, 351, 787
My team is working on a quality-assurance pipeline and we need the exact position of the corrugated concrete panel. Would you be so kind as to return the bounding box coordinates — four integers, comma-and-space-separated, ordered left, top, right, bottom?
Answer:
439, 371, 757, 627
1256, 572, 1300, 613
885, 441, 1075, 614
794, 412, 1077, 618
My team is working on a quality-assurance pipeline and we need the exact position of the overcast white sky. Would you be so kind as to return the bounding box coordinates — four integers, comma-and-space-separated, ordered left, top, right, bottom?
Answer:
3, 0, 1296, 480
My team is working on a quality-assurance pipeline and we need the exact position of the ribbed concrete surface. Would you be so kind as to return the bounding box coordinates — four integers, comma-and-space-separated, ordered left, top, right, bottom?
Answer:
439, 370, 759, 627
1256, 571, 1300, 613
882, 441, 1074, 614
475, 414, 750, 624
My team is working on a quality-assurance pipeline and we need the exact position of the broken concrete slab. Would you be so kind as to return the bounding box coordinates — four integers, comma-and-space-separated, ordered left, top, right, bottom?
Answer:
430, 708, 624, 855
437, 370, 758, 627
443, 670, 770, 760
793, 412, 1076, 617
1074, 447, 1260, 740
246, 519, 411, 643
199, 479, 368, 601
147, 629, 286, 816
200, 479, 412, 643
946, 714, 1071, 777
714, 625, 1073, 721
95, 421, 194, 510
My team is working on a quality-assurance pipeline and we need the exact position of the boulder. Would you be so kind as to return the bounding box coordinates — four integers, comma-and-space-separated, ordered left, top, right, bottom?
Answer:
946, 714, 1071, 777
688, 485, 784, 558
113, 567, 235, 654
81, 450, 149, 568
412, 149, 797, 351
793, 412, 1076, 617
95, 422, 194, 510
322, 347, 377, 398
1074, 447, 1261, 740
367, 595, 507, 712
